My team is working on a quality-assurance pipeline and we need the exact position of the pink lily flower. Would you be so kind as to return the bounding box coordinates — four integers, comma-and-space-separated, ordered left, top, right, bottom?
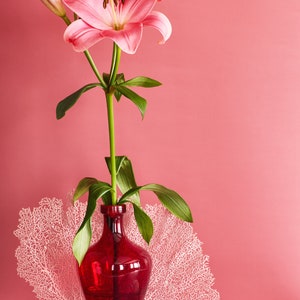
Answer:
63, 0, 172, 54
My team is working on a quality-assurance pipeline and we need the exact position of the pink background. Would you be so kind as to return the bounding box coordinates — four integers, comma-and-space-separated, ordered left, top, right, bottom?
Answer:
2, 0, 300, 299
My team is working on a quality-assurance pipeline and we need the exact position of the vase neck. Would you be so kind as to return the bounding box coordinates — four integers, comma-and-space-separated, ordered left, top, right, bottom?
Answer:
101, 205, 126, 236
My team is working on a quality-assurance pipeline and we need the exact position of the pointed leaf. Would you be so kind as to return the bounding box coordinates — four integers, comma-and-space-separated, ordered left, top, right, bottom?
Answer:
105, 156, 126, 175
115, 73, 125, 84
56, 83, 102, 119
114, 85, 147, 118
132, 203, 153, 244
105, 156, 140, 205
76, 182, 112, 235
72, 219, 91, 265
114, 73, 125, 101
116, 157, 140, 204
73, 182, 112, 264
101, 191, 113, 205
146, 184, 193, 223
102, 73, 110, 86
103, 72, 125, 86
73, 177, 98, 202
121, 201, 153, 244
121, 76, 161, 88
89, 181, 112, 206
114, 89, 122, 101
119, 183, 193, 223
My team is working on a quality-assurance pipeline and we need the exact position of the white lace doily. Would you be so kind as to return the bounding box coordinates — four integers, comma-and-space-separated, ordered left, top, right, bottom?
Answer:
14, 198, 220, 299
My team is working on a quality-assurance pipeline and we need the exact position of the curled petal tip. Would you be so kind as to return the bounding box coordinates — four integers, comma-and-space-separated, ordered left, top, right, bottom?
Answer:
143, 11, 172, 44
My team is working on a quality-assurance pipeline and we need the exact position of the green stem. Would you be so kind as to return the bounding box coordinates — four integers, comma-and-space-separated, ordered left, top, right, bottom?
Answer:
61, 15, 71, 25
62, 14, 121, 205
83, 51, 107, 88
109, 43, 122, 86
106, 43, 122, 205
106, 92, 117, 204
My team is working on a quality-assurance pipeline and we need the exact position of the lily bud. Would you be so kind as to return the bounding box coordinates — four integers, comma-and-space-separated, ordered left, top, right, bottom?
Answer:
40, 0, 66, 17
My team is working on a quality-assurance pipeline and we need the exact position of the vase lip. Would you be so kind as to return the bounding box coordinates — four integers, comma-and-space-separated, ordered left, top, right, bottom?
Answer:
100, 204, 126, 214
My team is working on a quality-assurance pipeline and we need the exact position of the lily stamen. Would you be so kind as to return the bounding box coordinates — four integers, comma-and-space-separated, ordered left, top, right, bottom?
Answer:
109, 0, 120, 29
103, 0, 125, 8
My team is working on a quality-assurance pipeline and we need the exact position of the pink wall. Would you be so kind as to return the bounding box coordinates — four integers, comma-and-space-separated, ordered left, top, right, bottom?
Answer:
2, 0, 300, 299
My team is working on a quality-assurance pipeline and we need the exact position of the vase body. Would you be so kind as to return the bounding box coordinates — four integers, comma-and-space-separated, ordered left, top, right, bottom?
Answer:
78, 205, 152, 300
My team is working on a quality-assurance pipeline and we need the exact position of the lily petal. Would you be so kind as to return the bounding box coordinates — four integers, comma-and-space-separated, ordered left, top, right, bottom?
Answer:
102, 23, 143, 54
143, 11, 172, 44
64, 19, 105, 52
119, 0, 156, 23
63, 0, 112, 30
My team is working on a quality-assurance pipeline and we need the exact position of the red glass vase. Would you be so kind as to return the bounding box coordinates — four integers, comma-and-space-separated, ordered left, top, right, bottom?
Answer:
78, 204, 152, 300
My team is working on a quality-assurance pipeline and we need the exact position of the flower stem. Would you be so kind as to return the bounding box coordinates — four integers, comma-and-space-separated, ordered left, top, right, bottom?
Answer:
106, 43, 122, 205
62, 13, 121, 205
106, 92, 117, 204
109, 43, 122, 86
83, 51, 107, 88
61, 15, 71, 25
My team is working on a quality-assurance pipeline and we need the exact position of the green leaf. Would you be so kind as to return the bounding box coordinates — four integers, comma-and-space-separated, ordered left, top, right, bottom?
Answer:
102, 73, 110, 85
75, 182, 111, 236
103, 72, 125, 101
105, 156, 126, 175
72, 219, 91, 266
100, 191, 113, 206
105, 156, 140, 205
88, 181, 112, 206
56, 83, 102, 119
121, 76, 161, 88
73, 181, 112, 265
114, 89, 122, 101
73, 177, 98, 202
123, 202, 153, 244
103, 72, 125, 86
119, 183, 193, 223
114, 74, 125, 101
116, 73, 125, 83
114, 85, 147, 118
116, 157, 140, 204
132, 203, 153, 244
